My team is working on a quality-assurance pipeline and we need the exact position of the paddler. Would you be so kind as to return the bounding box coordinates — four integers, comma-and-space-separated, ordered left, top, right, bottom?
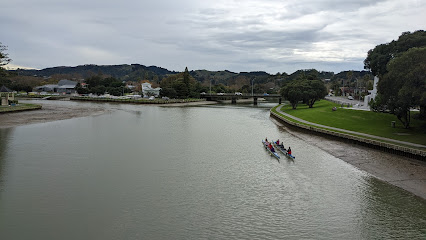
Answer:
269, 143, 275, 152
287, 147, 292, 155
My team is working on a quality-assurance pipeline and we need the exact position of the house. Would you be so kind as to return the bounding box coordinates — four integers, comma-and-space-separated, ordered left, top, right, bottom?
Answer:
33, 79, 77, 94
0, 85, 14, 106
33, 84, 58, 92
141, 82, 161, 97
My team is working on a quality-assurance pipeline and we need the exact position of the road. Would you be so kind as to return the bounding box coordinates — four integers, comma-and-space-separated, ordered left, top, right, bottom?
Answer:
325, 95, 366, 108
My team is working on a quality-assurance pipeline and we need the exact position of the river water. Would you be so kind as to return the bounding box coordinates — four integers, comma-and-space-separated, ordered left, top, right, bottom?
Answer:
0, 101, 425, 239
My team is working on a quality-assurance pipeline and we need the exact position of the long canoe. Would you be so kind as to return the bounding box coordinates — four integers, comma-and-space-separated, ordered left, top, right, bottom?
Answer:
262, 140, 280, 159
272, 141, 295, 159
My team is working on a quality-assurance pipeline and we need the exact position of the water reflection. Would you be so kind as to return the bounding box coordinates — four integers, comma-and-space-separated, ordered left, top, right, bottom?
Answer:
358, 177, 426, 239
0, 128, 13, 177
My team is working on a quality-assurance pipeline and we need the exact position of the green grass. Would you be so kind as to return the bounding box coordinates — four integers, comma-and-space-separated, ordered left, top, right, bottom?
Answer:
0, 103, 42, 113
278, 100, 426, 145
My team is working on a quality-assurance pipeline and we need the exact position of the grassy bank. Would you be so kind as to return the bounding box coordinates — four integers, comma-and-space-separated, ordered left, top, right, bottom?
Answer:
0, 103, 42, 113
277, 100, 426, 145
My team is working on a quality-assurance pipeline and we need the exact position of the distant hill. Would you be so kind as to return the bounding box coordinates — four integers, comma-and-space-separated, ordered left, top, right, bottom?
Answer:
11, 64, 178, 82
8, 64, 370, 91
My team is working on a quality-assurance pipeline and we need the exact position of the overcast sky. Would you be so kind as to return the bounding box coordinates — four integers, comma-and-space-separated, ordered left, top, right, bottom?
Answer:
1, 0, 425, 74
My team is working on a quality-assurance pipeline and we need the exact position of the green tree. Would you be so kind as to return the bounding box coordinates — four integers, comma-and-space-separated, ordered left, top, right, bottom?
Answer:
364, 30, 426, 76
108, 87, 122, 96
160, 87, 177, 98
281, 81, 303, 109
160, 69, 197, 99
75, 83, 89, 94
0, 42, 11, 67
365, 31, 426, 126
85, 75, 103, 88
376, 47, 426, 127
91, 85, 106, 95
0, 42, 11, 85
303, 80, 328, 108
172, 80, 188, 98
183, 67, 190, 97
281, 79, 327, 109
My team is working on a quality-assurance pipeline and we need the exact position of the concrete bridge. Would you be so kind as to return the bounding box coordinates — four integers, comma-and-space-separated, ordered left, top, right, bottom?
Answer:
201, 93, 282, 105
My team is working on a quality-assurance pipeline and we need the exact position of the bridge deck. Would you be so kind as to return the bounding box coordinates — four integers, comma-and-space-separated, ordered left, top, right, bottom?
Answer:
201, 93, 281, 98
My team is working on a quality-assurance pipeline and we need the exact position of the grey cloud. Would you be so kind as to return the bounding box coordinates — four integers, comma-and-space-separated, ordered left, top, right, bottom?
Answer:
1, 0, 424, 74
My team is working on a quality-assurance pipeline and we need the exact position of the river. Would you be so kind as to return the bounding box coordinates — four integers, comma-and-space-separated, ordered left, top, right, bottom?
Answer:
0, 101, 425, 239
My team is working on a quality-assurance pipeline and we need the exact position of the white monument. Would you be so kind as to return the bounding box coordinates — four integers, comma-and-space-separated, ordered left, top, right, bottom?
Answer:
363, 76, 379, 109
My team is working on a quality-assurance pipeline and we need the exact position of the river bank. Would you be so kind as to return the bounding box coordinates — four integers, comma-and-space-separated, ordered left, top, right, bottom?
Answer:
0, 100, 216, 128
0, 100, 108, 128
270, 117, 426, 200
0, 103, 42, 114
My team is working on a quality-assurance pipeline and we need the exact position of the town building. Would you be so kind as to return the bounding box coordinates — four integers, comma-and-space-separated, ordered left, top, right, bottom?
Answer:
141, 82, 161, 97
34, 79, 77, 94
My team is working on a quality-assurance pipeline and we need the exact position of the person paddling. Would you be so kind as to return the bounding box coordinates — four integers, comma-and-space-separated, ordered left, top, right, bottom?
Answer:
287, 147, 292, 155
269, 143, 275, 152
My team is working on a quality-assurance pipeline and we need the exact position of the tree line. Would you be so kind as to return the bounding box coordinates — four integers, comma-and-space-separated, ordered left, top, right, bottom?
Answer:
75, 75, 131, 96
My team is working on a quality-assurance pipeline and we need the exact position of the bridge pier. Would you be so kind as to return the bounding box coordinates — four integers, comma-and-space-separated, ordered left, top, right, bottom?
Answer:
231, 97, 237, 104
253, 97, 258, 105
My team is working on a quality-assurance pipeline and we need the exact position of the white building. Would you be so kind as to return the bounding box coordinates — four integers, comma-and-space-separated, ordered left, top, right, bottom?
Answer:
141, 82, 161, 97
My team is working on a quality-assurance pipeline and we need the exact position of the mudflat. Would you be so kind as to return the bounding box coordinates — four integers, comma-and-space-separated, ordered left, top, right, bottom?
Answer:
272, 118, 426, 200
0, 100, 107, 128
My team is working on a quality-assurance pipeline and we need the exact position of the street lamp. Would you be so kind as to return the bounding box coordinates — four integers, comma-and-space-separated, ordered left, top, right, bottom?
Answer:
210, 79, 212, 95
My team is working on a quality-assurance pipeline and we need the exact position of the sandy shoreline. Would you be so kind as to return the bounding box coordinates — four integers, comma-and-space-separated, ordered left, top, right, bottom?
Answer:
1, 100, 425, 200
271, 118, 426, 200
0, 100, 216, 128
0, 101, 108, 128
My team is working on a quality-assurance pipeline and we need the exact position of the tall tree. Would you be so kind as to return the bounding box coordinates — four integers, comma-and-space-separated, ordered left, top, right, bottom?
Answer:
364, 30, 426, 76
183, 67, 190, 97
0, 42, 11, 67
281, 81, 303, 109
377, 47, 426, 126
364, 31, 426, 126
0, 42, 12, 86
303, 80, 328, 108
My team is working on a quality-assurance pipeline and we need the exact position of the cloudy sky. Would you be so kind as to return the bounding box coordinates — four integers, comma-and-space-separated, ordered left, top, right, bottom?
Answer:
1, 0, 425, 74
